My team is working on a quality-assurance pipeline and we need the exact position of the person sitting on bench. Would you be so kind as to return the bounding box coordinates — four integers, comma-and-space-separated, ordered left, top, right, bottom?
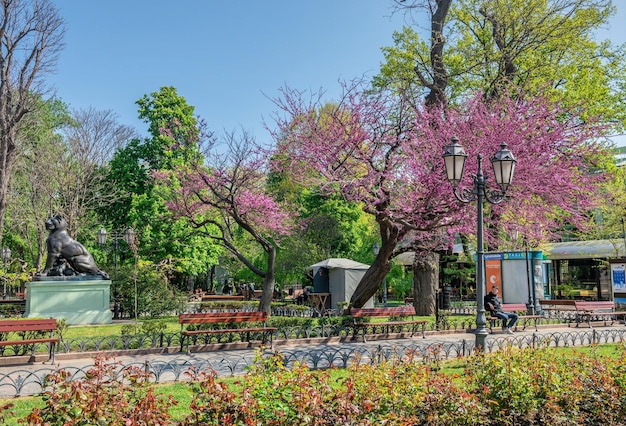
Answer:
484, 286, 518, 334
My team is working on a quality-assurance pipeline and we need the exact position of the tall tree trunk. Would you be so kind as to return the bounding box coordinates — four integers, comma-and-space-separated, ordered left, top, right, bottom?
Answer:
259, 245, 276, 314
412, 250, 439, 316
350, 218, 399, 309
208, 265, 215, 292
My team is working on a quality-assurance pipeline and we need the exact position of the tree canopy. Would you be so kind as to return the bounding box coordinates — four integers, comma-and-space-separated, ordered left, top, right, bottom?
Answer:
272, 82, 610, 308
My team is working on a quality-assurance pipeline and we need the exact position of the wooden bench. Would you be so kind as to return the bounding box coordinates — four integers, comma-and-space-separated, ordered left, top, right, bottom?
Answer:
179, 311, 277, 354
573, 301, 626, 328
0, 318, 58, 363
350, 306, 427, 342
487, 303, 542, 333
539, 299, 576, 321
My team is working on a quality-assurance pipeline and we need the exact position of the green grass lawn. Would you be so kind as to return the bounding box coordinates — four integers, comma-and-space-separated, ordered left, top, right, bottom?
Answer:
60, 316, 181, 339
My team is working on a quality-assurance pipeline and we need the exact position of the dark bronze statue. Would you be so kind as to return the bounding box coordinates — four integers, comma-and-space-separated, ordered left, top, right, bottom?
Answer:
38, 215, 109, 279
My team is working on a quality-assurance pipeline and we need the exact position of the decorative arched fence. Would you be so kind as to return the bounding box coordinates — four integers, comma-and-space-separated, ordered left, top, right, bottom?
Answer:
1, 327, 624, 397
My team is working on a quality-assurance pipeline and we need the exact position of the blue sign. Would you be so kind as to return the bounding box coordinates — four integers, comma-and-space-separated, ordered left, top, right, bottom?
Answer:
484, 253, 504, 260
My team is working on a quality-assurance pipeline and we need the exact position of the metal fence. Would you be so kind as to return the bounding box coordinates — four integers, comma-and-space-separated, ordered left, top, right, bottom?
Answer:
1, 327, 624, 397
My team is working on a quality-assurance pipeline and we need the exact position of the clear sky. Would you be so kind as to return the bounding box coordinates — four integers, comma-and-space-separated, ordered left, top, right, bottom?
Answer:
49, 1, 626, 146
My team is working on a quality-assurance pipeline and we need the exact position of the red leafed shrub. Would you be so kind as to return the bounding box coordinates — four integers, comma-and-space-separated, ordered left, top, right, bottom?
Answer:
176, 349, 488, 425
21, 353, 176, 426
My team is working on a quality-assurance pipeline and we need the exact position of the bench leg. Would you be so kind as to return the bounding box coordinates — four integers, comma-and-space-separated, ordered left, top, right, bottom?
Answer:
262, 330, 274, 350
180, 335, 191, 355
47, 342, 56, 365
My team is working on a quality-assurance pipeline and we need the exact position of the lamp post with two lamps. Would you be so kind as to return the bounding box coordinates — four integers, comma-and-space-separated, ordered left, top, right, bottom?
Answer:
443, 137, 516, 350
621, 218, 626, 263
97, 227, 135, 320
372, 242, 388, 307
1, 247, 11, 299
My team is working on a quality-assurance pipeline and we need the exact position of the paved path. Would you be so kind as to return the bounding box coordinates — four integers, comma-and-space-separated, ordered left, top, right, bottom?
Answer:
0, 323, 624, 397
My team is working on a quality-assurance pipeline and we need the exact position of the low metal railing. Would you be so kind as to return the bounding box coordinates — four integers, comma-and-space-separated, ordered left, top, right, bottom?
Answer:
0, 327, 624, 397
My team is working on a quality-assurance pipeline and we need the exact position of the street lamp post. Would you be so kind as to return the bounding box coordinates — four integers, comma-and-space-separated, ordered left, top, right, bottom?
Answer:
97, 227, 135, 320
443, 137, 516, 350
524, 237, 535, 315
622, 218, 626, 260
372, 242, 387, 307
1, 247, 11, 299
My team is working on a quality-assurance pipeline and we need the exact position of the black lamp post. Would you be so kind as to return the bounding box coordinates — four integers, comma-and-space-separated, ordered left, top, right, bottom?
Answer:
622, 218, 626, 259
372, 242, 387, 307
97, 227, 135, 319
443, 136, 516, 350
1, 247, 10, 299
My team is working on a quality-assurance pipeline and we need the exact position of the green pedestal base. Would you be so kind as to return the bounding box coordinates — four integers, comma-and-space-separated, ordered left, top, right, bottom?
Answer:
25, 279, 112, 325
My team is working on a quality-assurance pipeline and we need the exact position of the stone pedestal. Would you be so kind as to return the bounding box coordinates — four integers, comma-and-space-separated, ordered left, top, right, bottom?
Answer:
25, 278, 112, 325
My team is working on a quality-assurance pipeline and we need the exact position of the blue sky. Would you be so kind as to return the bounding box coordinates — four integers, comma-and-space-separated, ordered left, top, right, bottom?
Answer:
49, 1, 626, 146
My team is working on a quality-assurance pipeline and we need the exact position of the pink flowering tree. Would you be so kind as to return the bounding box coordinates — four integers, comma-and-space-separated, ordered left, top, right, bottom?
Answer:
155, 130, 294, 313
271, 83, 609, 312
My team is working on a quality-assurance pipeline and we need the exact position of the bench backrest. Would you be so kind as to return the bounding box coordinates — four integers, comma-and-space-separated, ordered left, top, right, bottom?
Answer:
350, 306, 416, 318
574, 301, 615, 311
179, 311, 269, 325
540, 300, 577, 307
0, 318, 57, 333
500, 303, 528, 312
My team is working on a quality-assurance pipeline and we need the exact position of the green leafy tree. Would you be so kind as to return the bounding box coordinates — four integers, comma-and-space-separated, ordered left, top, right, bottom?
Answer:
102, 87, 220, 282
274, 193, 377, 287
115, 262, 185, 318
382, 0, 626, 128
156, 130, 295, 313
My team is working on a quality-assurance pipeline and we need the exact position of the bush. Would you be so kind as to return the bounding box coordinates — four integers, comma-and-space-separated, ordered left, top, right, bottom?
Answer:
116, 262, 186, 318
21, 354, 175, 425
466, 345, 626, 425
6, 344, 626, 424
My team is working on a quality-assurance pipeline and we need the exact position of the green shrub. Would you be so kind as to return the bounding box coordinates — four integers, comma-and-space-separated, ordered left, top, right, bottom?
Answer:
21, 354, 175, 425
6, 344, 626, 424
115, 263, 185, 318
266, 316, 315, 328
466, 344, 626, 425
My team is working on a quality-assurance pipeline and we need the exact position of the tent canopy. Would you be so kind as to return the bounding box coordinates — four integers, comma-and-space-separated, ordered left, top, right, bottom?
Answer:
542, 239, 625, 260
308, 258, 370, 272
307, 258, 373, 307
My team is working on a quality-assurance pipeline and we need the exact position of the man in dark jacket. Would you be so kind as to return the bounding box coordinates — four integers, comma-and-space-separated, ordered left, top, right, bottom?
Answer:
484, 286, 518, 333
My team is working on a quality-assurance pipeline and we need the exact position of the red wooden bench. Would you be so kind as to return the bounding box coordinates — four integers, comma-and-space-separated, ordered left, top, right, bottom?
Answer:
573, 301, 626, 328
350, 306, 427, 342
179, 311, 276, 354
487, 303, 542, 333
0, 318, 58, 363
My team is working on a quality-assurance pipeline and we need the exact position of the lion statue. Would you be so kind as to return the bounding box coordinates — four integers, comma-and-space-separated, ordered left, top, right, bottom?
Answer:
39, 215, 110, 279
